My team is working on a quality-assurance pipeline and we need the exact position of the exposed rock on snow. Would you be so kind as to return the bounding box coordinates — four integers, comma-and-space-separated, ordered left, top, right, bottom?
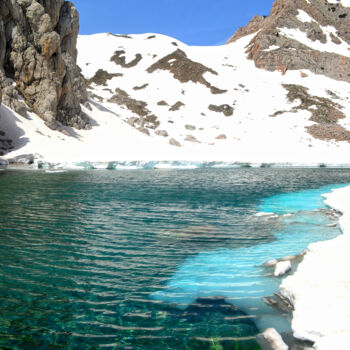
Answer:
169, 101, 185, 112
256, 328, 289, 350
0, 0, 89, 130
87, 69, 122, 86
227, 15, 266, 44
110, 50, 142, 68
276, 84, 350, 142
208, 104, 234, 117
169, 138, 181, 147
229, 0, 350, 83
146, 49, 218, 89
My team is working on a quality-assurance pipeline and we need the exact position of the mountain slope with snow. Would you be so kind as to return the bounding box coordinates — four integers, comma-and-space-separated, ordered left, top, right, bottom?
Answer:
2, 0, 350, 168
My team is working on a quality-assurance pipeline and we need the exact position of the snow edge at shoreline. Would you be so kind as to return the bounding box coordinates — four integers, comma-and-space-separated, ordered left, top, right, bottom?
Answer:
280, 185, 350, 349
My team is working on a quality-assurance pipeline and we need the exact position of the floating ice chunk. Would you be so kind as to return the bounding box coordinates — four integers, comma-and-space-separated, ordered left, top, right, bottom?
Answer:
91, 162, 110, 169
274, 261, 292, 277
255, 212, 276, 217
45, 170, 66, 173
153, 163, 198, 170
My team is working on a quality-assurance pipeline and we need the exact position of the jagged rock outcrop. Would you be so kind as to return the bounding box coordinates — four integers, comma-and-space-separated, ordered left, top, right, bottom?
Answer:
228, 0, 350, 83
0, 0, 89, 129
227, 15, 267, 44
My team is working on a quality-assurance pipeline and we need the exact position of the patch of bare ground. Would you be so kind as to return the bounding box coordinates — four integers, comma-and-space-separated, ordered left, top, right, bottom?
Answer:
157, 101, 168, 106
208, 104, 234, 117
155, 130, 168, 137
110, 50, 143, 68
110, 33, 133, 39
210, 86, 228, 94
108, 88, 159, 130
277, 84, 350, 142
169, 138, 181, 147
283, 84, 345, 124
169, 101, 185, 112
184, 135, 200, 143
307, 124, 350, 142
146, 49, 225, 94
133, 84, 149, 91
87, 69, 123, 86
90, 93, 104, 102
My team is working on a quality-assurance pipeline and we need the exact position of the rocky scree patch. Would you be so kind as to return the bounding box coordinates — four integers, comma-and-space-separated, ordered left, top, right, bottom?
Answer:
110, 50, 143, 68
108, 88, 160, 131
276, 84, 350, 143
146, 49, 225, 94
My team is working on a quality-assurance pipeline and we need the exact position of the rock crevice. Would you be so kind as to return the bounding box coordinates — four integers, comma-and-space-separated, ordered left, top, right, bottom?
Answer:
0, 0, 89, 129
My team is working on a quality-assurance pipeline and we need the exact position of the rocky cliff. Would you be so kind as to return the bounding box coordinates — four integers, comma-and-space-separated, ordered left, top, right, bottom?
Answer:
227, 0, 350, 83
0, 0, 89, 130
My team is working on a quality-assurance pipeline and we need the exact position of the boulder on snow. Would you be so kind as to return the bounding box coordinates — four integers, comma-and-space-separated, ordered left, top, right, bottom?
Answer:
256, 328, 289, 350
169, 138, 181, 147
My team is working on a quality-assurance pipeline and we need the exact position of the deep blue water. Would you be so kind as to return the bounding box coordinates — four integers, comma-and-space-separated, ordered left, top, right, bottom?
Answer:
1, 168, 350, 350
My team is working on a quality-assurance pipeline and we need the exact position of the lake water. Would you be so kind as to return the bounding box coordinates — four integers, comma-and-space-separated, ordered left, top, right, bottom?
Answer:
1, 168, 350, 350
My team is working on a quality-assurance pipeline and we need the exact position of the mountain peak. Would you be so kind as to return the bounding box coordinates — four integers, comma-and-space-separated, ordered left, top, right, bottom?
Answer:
227, 0, 350, 82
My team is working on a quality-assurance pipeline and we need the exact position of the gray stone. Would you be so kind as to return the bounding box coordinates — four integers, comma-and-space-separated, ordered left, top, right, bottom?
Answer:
184, 134, 200, 143
8, 154, 34, 165
256, 328, 289, 350
0, 0, 89, 129
169, 138, 181, 147
155, 130, 169, 137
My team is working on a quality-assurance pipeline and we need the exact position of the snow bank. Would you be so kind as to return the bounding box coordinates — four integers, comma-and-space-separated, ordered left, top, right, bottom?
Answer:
280, 186, 350, 349
3, 32, 350, 168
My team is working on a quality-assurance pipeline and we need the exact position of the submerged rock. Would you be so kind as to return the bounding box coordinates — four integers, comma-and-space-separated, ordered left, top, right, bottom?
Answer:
264, 259, 279, 267
256, 328, 289, 350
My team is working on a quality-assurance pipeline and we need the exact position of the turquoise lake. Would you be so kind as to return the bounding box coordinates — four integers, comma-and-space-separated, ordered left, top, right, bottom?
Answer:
1, 168, 350, 349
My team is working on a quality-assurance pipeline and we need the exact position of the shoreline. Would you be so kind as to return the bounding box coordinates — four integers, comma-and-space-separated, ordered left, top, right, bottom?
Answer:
4, 156, 350, 171
280, 185, 350, 349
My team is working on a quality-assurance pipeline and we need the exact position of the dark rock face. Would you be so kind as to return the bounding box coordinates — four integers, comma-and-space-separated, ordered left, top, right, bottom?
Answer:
228, 0, 350, 83
0, 0, 89, 129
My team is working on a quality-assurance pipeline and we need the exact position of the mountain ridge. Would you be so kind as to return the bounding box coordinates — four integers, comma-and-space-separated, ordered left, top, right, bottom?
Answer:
1, 0, 350, 168
227, 0, 350, 83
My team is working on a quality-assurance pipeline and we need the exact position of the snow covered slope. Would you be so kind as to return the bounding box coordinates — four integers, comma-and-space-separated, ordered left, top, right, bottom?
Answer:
2, 0, 350, 167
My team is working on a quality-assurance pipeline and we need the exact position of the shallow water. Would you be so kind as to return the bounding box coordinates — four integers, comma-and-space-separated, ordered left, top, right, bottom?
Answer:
1, 168, 350, 349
